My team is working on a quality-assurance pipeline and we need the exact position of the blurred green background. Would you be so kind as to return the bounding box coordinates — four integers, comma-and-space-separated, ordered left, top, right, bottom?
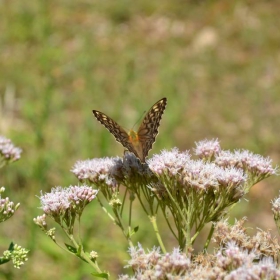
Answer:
1, 0, 280, 279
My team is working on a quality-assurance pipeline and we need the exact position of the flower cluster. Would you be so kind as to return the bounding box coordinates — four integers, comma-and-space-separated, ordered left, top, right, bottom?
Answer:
119, 241, 280, 280
71, 158, 121, 190
194, 139, 278, 184
35, 185, 98, 233
148, 147, 247, 194
39, 185, 98, 216
1, 243, 29, 269
71, 153, 156, 190
0, 187, 20, 222
33, 214, 48, 231
70, 140, 277, 251
0, 138, 27, 270
147, 148, 249, 247
71, 153, 159, 210
194, 138, 221, 160
148, 148, 190, 177
195, 138, 277, 174
215, 150, 277, 185
34, 138, 279, 278
0, 135, 22, 165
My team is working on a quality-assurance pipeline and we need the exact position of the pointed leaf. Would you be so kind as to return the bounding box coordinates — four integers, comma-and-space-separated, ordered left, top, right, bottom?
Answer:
0, 259, 10, 265
91, 272, 109, 279
8, 242, 14, 251
65, 243, 77, 254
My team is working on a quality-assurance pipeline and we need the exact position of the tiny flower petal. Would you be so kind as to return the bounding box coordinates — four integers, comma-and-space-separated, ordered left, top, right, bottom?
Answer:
38, 185, 98, 217
71, 157, 121, 188
148, 148, 190, 176
0, 135, 22, 162
194, 138, 221, 159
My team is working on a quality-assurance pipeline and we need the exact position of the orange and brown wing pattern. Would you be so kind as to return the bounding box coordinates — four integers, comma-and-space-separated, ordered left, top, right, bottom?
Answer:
92, 110, 138, 156
137, 97, 167, 161
92, 97, 167, 163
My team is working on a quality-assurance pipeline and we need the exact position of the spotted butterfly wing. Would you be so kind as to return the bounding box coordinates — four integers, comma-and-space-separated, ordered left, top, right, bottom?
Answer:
92, 110, 139, 156
137, 98, 167, 161
92, 97, 167, 162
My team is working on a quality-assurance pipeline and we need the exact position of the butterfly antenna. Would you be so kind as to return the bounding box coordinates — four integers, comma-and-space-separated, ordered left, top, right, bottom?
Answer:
132, 110, 146, 130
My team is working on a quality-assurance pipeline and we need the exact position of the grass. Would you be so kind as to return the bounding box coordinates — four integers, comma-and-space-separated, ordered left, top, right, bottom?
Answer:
0, 1, 280, 279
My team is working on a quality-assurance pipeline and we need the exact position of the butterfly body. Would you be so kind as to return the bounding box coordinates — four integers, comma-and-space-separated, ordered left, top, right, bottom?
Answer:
127, 129, 145, 161
92, 97, 167, 163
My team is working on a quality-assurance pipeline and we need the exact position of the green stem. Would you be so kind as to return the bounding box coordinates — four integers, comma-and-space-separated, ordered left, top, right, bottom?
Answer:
163, 181, 188, 226
160, 204, 177, 240
134, 189, 149, 215
120, 188, 128, 216
128, 192, 133, 228
274, 216, 280, 237
97, 197, 116, 223
113, 208, 134, 248
77, 215, 82, 244
182, 191, 195, 253
66, 232, 106, 276
149, 215, 166, 253
203, 223, 215, 252
184, 206, 192, 253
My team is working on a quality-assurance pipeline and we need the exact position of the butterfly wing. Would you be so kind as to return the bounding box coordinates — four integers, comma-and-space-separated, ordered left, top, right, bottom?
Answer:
92, 110, 139, 156
137, 97, 167, 161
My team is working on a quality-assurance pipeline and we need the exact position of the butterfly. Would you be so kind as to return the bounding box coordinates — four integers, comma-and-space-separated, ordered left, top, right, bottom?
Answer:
92, 97, 167, 163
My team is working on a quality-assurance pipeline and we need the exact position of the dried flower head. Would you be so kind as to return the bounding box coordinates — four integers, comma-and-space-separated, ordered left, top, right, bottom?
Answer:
271, 194, 280, 237
120, 241, 280, 279
272, 195, 280, 218
250, 230, 280, 262
154, 248, 191, 278
214, 219, 280, 261
214, 218, 249, 247
123, 244, 190, 279
223, 256, 280, 280
121, 152, 155, 184
216, 241, 258, 270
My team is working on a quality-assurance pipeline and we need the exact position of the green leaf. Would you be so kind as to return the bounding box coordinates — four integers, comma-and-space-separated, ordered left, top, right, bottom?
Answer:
65, 243, 77, 254
91, 272, 109, 279
0, 258, 10, 265
127, 225, 139, 237
64, 243, 89, 263
8, 242, 15, 251
0, 242, 15, 266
